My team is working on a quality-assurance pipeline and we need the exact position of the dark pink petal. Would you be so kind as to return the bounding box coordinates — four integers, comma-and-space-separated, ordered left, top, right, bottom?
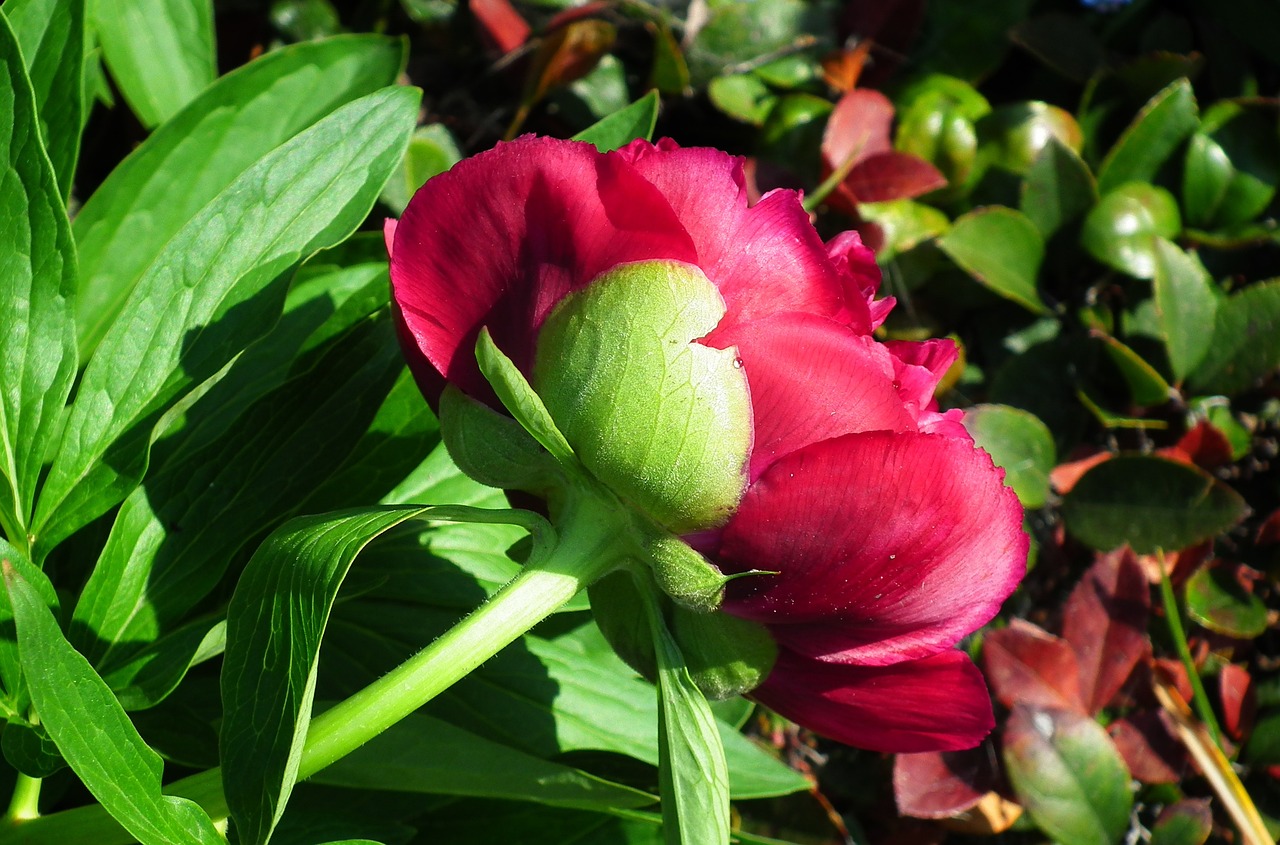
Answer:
614, 140, 871, 334
391, 136, 697, 402
721, 431, 1026, 665
713, 313, 915, 479
753, 649, 995, 752
885, 338, 959, 419
826, 230, 892, 328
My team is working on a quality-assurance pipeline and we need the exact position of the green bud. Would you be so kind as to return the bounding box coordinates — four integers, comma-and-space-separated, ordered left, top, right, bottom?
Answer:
534, 260, 752, 535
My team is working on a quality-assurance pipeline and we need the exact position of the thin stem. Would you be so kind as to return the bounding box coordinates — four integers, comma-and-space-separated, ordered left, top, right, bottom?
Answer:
3, 774, 41, 823
4, 494, 626, 845
802, 138, 864, 214
1157, 549, 1223, 748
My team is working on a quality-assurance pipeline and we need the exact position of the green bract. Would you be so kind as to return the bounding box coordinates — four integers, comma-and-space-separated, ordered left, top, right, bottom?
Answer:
534, 260, 753, 535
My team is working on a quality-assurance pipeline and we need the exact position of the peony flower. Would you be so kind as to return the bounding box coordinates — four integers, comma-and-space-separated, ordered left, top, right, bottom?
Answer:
387, 136, 1027, 753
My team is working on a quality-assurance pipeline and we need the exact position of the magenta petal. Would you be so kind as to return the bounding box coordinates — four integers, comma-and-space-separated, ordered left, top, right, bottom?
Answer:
615, 141, 871, 334
721, 431, 1026, 665
885, 338, 959, 418
752, 649, 995, 752
714, 313, 916, 479
390, 137, 697, 402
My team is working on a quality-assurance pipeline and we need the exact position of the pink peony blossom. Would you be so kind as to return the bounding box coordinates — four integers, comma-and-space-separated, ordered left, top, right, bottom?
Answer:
388, 135, 1027, 753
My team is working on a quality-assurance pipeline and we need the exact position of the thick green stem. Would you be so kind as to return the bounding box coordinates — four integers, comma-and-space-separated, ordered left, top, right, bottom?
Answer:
3, 495, 626, 845
3, 774, 41, 823
1157, 549, 1223, 748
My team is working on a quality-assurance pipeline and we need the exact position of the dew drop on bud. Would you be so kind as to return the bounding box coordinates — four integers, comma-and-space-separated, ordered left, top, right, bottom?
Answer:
732, 357, 744, 369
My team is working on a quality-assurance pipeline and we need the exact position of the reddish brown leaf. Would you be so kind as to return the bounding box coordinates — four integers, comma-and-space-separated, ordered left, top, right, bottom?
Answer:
1062, 550, 1151, 714
1220, 663, 1257, 742
1154, 658, 1195, 703
820, 40, 872, 93
845, 151, 947, 203
523, 19, 616, 105
472, 0, 531, 55
1257, 507, 1280, 545
820, 88, 895, 213
1049, 449, 1109, 494
983, 619, 1086, 713
1108, 712, 1185, 783
1160, 420, 1235, 470
894, 745, 1000, 819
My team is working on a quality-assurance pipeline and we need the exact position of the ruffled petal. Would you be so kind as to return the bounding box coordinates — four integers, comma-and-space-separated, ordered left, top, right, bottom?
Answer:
752, 649, 995, 752
713, 313, 916, 479
391, 136, 697, 402
615, 140, 871, 334
827, 230, 892, 328
884, 338, 959, 419
720, 431, 1027, 665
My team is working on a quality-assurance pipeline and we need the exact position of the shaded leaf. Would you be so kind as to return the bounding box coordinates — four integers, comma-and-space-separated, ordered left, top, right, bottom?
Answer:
1097, 78, 1199, 195
33, 86, 420, 559
1021, 137, 1097, 237
938, 206, 1049, 314
1003, 705, 1133, 845
1010, 13, 1104, 82
894, 746, 999, 819
979, 101, 1083, 175
1062, 455, 1248, 554
1185, 562, 1268, 639
3, 563, 223, 845
983, 620, 1085, 713
92, 0, 216, 127
0, 12, 77, 545
2, 0, 86, 196
1189, 278, 1280, 395
1062, 551, 1151, 715
1150, 799, 1213, 845
1152, 239, 1218, 382
1106, 712, 1184, 785
1095, 333, 1174, 406
1182, 103, 1278, 230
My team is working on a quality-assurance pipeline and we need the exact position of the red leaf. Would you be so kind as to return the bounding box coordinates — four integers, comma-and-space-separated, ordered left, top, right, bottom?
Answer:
983, 619, 1086, 713
1153, 658, 1194, 703
471, 0, 531, 55
1062, 549, 1151, 714
845, 152, 947, 203
820, 89, 895, 214
894, 745, 1000, 819
1049, 449, 1109, 494
1257, 507, 1280, 545
1161, 420, 1234, 470
1108, 712, 1185, 783
1220, 663, 1257, 742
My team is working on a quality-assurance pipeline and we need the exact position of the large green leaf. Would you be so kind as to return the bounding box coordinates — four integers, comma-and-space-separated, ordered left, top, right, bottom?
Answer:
1188, 278, 1280, 395
1152, 238, 1218, 382
1, 0, 86, 197
938, 206, 1049, 314
92, 0, 215, 128
1020, 137, 1096, 237
3, 562, 222, 845
962, 404, 1055, 509
74, 34, 404, 357
0, 13, 77, 548
312, 712, 656, 810
572, 90, 659, 152
1003, 705, 1133, 845
1062, 455, 1248, 554
32, 86, 420, 560
0, 538, 58, 713
1096, 78, 1199, 195
71, 309, 406, 684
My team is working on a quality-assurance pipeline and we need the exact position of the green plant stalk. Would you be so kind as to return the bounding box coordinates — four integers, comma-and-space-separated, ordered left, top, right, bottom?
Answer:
3, 773, 41, 824
1, 493, 628, 845
1157, 550, 1224, 748
802, 139, 864, 214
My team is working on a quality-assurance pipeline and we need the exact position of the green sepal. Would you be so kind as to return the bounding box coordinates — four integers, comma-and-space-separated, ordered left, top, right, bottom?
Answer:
590, 569, 777, 700
640, 529, 729, 613
439, 384, 565, 496
534, 260, 752, 535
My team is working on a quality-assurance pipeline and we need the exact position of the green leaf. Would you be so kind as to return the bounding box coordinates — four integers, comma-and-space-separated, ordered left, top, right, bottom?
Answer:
32, 85, 420, 560
71, 310, 406, 684
1020, 137, 1097, 237
1185, 564, 1268, 639
2, 0, 86, 197
92, 0, 216, 127
643, 590, 730, 845
74, 34, 404, 358
1188, 278, 1280, 395
962, 404, 1055, 509
1182, 104, 1279, 231
1149, 800, 1212, 845
0, 12, 77, 548
0, 537, 57, 711
1097, 78, 1199, 195
311, 712, 656, 810
707, 74, 775, 126
1096, 334, 1174, 407
1152, 238, 1218, 382
572, 90, 660, 152
1062, 455, 1249, 554
1082, 182, 1182, 279
1003, 705, 1133, 845
938, 206, 1049, 314
2, 562, 223, 845
476, 328, 578, 469
856, 199, 950, 262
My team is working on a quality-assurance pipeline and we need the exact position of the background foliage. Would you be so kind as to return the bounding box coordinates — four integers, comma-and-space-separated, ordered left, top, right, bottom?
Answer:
1, 0, 1279, 842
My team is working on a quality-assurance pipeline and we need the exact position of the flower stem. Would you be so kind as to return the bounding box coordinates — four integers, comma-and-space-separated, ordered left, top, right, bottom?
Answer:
2, 494, 627, 845
3, 774, 41, 823
1156, 549, 1223, 748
